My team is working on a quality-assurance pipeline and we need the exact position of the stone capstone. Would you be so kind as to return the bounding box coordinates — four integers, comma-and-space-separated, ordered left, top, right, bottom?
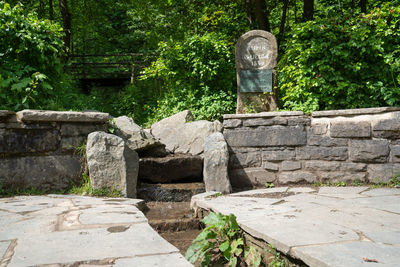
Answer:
86, 131, 138, 198
203, 133, 232, 194
138, 154, 203, 183
151, 110, 222, 155
16, 109, 109, 122
114, 116, 166, 156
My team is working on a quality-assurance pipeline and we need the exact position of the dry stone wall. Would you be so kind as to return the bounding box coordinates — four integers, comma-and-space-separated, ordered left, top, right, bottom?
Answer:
0, 109, 109, 190
223, 107, 400, 189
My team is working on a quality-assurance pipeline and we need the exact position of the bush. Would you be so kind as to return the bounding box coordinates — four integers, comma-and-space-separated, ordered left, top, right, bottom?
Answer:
140, 32, 236, 124
278, 5, 400, 113
0, 2, 67, 110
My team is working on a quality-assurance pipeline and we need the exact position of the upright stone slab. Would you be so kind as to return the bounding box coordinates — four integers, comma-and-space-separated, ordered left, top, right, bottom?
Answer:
203, 132, 232, 194
86, 131, 138, 198
235, 30, 278, 113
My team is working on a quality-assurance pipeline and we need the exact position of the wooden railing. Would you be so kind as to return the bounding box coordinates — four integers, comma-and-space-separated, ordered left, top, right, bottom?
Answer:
67, 53, 155, 83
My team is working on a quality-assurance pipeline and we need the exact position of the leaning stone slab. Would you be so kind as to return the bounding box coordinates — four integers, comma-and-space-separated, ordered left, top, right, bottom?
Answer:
86, 131, 138, 198
203, 133, 232, 194
114, 116, 166, 154
17, 109, 109, 122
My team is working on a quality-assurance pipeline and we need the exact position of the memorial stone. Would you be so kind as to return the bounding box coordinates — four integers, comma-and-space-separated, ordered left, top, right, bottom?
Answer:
235, 30, 278, 113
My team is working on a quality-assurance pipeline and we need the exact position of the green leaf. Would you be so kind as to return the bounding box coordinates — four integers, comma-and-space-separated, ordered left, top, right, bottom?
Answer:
228, 256, 237, 267
219, 240, 230, 252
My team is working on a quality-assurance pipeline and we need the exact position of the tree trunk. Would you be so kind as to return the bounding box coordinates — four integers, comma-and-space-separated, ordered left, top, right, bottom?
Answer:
303, 0, 314, 21
49, 0, 54, 20
360, 0, 367, 13
244, 0, 254, 25
279, 0, 289, 36
58, 0, 71, 53
254, 0, 270, 31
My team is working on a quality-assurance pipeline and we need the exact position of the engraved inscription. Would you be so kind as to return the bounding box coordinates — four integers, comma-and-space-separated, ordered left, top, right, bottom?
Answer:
240, 37, 272, 69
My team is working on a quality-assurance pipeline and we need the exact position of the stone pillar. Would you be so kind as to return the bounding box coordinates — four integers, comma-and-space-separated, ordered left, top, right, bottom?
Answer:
235, 30, 278, 114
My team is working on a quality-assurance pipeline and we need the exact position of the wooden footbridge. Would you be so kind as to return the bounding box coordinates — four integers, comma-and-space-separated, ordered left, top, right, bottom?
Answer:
67, 53, 155, 92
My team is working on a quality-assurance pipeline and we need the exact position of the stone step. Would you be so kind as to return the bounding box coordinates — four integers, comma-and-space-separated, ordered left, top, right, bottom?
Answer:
137, 182, 205, 202
138, 154, 203, 183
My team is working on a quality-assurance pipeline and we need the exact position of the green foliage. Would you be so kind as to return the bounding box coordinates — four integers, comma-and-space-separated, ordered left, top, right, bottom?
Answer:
265, 244, 292, 267
265, 183, 275, 188
279, 5, 400, 113
185, 212, 261, 267
141, 32, 236, 124
0, 2, 67, 110
68, 173, 123, 197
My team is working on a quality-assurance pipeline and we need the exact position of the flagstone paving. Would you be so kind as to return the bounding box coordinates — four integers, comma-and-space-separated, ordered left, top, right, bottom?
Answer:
191, 187, 400, 267
0, 195, 192, 267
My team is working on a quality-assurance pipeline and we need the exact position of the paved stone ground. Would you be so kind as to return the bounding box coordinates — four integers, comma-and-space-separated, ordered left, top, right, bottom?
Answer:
191, 187, 400, 267
0, 195, 192, 267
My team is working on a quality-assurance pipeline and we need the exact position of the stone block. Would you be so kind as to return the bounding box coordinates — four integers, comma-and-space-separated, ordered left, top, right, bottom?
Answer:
367, 164, 394, 183
330, 121, 371, 138
307, 134, 349, 147
278, 172, 317, 184
203, 133, 231, 193
296, 147, 348, 161
281, 161, 302, 171
0, 129, 59, 154
0, 156, 82, 190
223, 119, 242, 128
229, 168, 276, 188
139, 155, 203, 183
262, 149, 296, 161
229, 151, 261, 169
61, 136, 86, 152
349, 140, 389, 163
242, 117, 287, 127
262, 161, 279, 171
391, 145, 400, 163
340, 162, 367, 172
60, 123, 106, 137
310, 123, 328, 135
318, 172, 367, 183
224, 126, 307, 147
304, 161, 341, 171
372, 119, 400, 131
287, 116, 311, 126
87, 131, 138, 198
17, 109, 109, 122
312, 107, 400, 117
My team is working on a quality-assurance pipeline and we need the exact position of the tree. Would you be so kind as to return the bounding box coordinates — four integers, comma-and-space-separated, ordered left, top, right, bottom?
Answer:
58, 0, 71, 52
303, 0, 314, 21
254, 0, 271, 31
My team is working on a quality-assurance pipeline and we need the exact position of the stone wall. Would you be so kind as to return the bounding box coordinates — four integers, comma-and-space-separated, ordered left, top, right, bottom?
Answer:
223, 107, 400, 188
0, 110, 109, 190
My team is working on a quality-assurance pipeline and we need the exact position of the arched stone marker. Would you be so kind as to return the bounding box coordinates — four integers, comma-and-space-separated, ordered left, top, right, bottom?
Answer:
235, 30, 278, 113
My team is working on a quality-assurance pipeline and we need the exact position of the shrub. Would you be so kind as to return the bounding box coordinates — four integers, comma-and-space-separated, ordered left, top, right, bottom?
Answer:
278, 5, 400, 113
0, 2, 67, 110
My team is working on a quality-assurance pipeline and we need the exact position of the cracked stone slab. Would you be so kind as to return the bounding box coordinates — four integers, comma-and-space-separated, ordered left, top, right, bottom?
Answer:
114, 253, 193, 267
191, 187, 400, 267
292, 241, 400, 267
230, 187, 288, 196
1, 195, 192, 267
288, 187, 316, 193
8, 223, 180, 267
0, 240, 10, 259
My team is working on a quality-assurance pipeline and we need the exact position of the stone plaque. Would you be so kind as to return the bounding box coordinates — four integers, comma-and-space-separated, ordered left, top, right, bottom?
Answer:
239, 69, 272, 92
235, 30, 278, 114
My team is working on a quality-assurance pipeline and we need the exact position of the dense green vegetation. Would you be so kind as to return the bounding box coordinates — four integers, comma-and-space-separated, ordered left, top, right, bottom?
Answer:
1, 0, 399, 126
